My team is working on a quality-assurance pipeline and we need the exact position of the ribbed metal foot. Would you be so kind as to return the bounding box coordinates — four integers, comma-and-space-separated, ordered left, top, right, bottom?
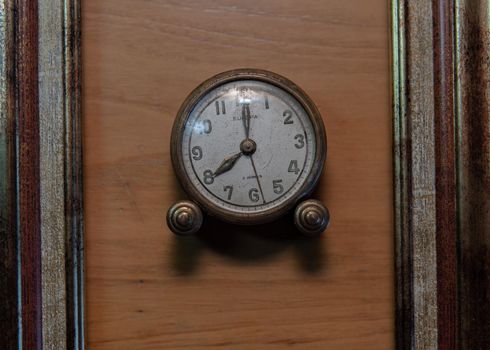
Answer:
294, 199, 330, 237
167, 200, 203, 235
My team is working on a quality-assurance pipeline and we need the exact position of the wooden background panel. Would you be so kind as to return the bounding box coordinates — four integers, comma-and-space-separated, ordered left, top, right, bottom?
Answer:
83, 0, 393, 349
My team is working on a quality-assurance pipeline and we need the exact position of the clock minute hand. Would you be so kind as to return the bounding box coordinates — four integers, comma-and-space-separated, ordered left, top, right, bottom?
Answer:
250, 155, 266, 204
213, 152, 243, 177
240, 104, 265, 203
242, 103, 251, 139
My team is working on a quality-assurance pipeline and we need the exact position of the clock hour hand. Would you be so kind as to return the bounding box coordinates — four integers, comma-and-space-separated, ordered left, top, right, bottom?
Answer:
213, 152, 243, 177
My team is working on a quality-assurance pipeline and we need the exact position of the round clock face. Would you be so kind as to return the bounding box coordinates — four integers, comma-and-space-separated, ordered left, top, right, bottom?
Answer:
171, 70, 326, 224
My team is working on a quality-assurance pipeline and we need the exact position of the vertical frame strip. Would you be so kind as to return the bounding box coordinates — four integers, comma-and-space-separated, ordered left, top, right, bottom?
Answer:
393, 1, 439, 348
63, 1, 84, 348
39, 0, 67, 348
0, 0, 84, 348
16, 0, 43, 348
432, 0, 458, 348
394, 0, 490, 348
0, 1, 18, 349
455, 0, 490, 348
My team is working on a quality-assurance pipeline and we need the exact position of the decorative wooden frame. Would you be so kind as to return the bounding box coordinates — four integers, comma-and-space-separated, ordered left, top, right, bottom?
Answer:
1, 0, 488, 348
0, 0, 83, 349
393, 0, 490, 348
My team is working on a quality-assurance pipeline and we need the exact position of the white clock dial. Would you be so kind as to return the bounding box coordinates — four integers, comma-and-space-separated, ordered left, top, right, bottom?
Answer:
181, 80, 316, 214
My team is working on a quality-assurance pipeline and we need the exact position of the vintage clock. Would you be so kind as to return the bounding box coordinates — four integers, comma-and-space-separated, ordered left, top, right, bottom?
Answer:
167, 69, 329, 236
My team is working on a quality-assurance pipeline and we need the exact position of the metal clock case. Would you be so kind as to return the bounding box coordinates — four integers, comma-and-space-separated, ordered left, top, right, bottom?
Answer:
167, 69, 329, 236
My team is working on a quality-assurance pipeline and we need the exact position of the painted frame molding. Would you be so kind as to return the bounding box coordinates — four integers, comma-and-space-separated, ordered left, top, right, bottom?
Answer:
0, 0, 84, 349
393, 0, 490, 349
1, 0, 488, 348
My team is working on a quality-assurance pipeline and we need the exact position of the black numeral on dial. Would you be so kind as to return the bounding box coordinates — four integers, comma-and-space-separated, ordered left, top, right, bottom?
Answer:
283, 110, 293, 124
273, 179, 284, 194
223, 185, 233, 200
288, 160, 300, 175
215, 100, 226, 115
294, 134, 305, 149
249, 188, 260, 202
191, 146, 202, 160
203, 170, 214, 185
197, 119, 212, 134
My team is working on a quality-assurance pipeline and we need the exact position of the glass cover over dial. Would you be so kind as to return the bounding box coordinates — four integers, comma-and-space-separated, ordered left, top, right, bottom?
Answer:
180, 79, 317, 216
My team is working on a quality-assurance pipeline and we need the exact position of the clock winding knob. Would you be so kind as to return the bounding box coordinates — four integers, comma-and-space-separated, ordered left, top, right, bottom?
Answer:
294, 200, 330, 236
167, 200, 203, 235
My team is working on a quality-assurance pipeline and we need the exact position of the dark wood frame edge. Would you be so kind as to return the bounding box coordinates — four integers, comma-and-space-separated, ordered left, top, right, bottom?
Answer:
65, 1, 84, 348
393, 0, 490, 348
0, 0, 84, 349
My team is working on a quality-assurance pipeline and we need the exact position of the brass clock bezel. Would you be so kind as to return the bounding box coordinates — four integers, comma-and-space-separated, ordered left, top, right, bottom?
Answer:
170, 68, 327, 225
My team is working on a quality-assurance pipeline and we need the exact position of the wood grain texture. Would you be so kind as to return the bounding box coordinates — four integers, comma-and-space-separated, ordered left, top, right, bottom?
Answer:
16, 0, 43, 348
0, 0, 84, 348
39, 0, 68, 347
393, 1, 439, 348
83, 1, 393, 349
38, 1, 84, 348
0, 1, 18, 348
455, 0, 490, 348
63, 1, 85, 349
432, 0, 457, 348
395, 0, 490, 348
